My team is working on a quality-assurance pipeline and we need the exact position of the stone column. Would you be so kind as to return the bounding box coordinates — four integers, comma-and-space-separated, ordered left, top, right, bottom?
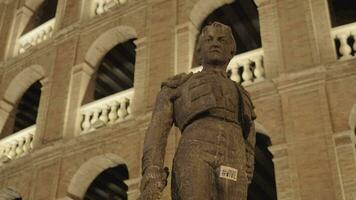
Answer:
269, 144, 295, 200
146, 0, 177, 108
0, 100, 15, 137
255, 0, 336, 75
254, 0, 283, 78
174, 22, 198, 74
4, 2, 34, 58
55, 0, 85, 30
132, 38, 149, 115
32, 78, 51, 148
63, 63, 95, 138
334, 132, 356, 200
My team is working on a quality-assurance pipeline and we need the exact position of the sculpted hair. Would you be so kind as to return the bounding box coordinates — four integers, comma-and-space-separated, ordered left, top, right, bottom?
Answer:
196, 22, 237, 59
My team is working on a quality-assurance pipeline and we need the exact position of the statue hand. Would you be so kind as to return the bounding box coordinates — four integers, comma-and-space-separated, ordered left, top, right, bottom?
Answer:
139, 166, 169, 200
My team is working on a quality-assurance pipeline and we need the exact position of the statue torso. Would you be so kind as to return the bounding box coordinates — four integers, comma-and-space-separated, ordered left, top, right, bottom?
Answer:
173, 69, 240, 132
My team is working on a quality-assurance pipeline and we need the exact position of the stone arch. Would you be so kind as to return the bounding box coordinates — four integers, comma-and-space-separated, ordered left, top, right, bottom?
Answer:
67, 153, 129, 199
3, 65, 45, 104
0, 187, 22, 200
349, 103, 356, 132
0, 64, 46, 132
85, 25, 137, 69
189, 0, 234, 29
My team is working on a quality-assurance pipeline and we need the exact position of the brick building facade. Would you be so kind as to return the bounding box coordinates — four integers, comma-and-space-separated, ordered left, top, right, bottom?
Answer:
0, 0, 355, 199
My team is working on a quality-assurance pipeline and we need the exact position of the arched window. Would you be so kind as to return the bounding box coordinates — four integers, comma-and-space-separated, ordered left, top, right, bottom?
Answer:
1, 81, 42, 138
248, 133, 277, 200
83, 164, 129, 200
192, 0, 261, 67
328, 0, 356, 27
21, 0, 58, 35
83, 39, 136, 103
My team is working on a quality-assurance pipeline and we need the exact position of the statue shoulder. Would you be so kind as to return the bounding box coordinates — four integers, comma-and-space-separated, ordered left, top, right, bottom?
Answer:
161, 72, 193, 89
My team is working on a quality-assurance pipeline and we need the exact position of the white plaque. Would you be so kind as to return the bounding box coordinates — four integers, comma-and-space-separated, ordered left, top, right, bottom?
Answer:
219, 165, 238, 181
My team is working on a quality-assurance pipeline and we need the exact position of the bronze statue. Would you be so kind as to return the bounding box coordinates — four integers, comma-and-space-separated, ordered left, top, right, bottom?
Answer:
139, 22, 256, 200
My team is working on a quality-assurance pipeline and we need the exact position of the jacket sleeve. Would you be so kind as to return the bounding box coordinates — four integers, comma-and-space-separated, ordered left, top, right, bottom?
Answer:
141, 86, 175, 173
240, 86, 257, 184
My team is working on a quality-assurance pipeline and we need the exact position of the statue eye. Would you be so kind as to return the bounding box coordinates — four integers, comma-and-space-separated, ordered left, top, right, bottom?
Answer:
219, 37, 226, 42
205, 36, 213, 41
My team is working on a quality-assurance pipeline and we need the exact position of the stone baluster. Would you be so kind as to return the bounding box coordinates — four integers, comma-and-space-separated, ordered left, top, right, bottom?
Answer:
242, 60, 253, 85
15, 138, 24, 157
119, 0, 127, 4
108, 101, 119, 123
8, 143, 17, 160
23, 134, 32, 153
99, 105, 109, 124
96, 1, 105, 15
229, 62, 241, 83
30, 37, 36, 46
103, 0, 110, 11
19, 45, 25, 54
117, 98, 129, 121
41, 30, 47, 41
82, 111, 92, 132
90, 108, 101, 128
337, 33, 352, 59
3, 145, 11, 159
253, 56, 264, 82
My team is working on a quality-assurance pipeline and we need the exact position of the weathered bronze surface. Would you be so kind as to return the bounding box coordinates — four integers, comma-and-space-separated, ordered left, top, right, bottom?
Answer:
139, 22, 256, 200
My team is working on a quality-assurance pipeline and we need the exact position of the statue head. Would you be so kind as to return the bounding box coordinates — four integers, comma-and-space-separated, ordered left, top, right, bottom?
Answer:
196, 22, 236, 69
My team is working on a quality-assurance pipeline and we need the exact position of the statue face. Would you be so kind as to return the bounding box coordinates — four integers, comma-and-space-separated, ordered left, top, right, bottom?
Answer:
199, 25, 235, 67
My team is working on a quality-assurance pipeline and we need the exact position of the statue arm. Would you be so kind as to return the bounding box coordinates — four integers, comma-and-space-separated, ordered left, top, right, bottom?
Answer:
239, 85, 257, 184
245, 120, 256, 184
140, 86, 174, 199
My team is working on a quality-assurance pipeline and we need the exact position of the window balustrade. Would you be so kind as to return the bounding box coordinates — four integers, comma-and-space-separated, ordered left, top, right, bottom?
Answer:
0, 125, 35, 164
331, 22, 356, 60
80, 88, 134, 133
18, 18, 55, 54
191, 48, 265, 86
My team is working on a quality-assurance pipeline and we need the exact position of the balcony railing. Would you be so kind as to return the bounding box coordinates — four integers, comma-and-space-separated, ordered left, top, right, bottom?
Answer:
331, 22, 356, 60
0, 125, 35, 164
80, 88, 134, 133
18, 18, 55, 54
93, 0, 129, 16
191, 48, 265, 86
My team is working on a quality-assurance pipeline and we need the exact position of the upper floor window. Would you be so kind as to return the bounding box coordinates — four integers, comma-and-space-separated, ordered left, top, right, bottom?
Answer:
17, 0, 58, 54
328, 0, 356, 27
83, 39, 136, 103
21, 0, 58, 36
80, 39, 136, 133
1, 81, 41, 138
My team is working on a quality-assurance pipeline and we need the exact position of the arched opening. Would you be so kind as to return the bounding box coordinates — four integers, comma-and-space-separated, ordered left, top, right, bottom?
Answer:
1, 80, 42, 138
328, 0, 356, 58
192, 0, 261, 68
83, 164, 129, 200
83, 39, 136, 103
328, 0, 356, 27
248, 132, 277, 200
22, 0, 58, 35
